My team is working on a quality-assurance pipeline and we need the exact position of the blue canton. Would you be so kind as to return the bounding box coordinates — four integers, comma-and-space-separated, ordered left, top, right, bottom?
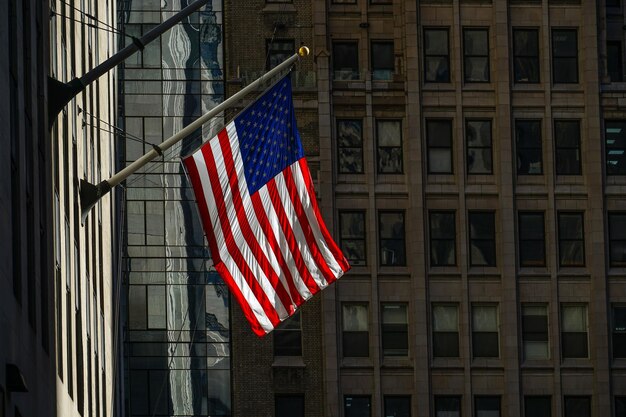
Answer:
234, 76, 304, 195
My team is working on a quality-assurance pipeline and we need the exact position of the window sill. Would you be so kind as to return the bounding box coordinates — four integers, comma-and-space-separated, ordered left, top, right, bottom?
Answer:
467, 268, 500, 279
520, 359, 553, 369
471, 358, 504, 369
611, 358, 626, 369
381, 357, 413, 368
272, 356, 305, 368
517, 269, 551, 279
431, 357, 463, 369
261, 3, 297, 13
341, 357, 374, 368
511, 83, 545, 92
607, 269, 626, 279
560, 359, 593, 370
422, 83, 455, 91
556, 270, 590, 280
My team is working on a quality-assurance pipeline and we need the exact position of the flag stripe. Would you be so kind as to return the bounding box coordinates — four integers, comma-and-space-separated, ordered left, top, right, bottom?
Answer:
217, 127, 295, 315
200, 141, 282, 327
295, 160, 351, 274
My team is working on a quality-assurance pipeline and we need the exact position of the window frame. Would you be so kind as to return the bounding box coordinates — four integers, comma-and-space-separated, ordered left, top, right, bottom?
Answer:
273, 311, 302, 357
466, 119, 493, 175
336, 119, 364, 174
515, 119, 543, 175
376, 119, 404, 174
332, 40, 360, 81
608, 212, 626, 267
605, 120, 626, 175
512, 28, 540, 84
423, 27, 451, 83
563, 396, 591, 417
474, 395, 501, 417
560, 304, 589, 359
432, 303, 460, 358
468, 211, 497, 267
612, 305, 626, 359
378, 210, 406, 267
518, 211, 546, 267
383, 395, 411, 417
463, 28, 490, 83
521, 304, 550, 360
381, 303, 409, 357
339, 210, 367, 266
471, 304, 500, 358
426, 118, 454, 174
524, 396, 552, 417
554, 119, 582, 176
429, 210, 456, 267
552, 28, 579, 84
557, 211, 586, 267
371, 40, 395, 81
344, 395, 372, 417
342, 303, 370, 358
434, 395, 461, 417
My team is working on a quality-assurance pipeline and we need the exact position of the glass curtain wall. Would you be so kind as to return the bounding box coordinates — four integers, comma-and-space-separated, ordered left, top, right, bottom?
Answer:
118, 0, 229, 416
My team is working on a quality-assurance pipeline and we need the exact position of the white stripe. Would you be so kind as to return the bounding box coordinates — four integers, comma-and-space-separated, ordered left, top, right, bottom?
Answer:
226, 124, 313, 303
191, 147, 274, 333
273, 173, 329, 289
290, 163, 344, 278
212, 124, 289, 320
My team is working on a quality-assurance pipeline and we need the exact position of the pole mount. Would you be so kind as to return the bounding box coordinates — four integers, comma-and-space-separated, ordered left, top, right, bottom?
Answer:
80, 179, 112, 225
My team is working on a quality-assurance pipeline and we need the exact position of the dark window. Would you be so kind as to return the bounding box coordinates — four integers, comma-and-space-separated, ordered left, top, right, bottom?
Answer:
429, 211, 456, 266
472, 305, 499, 358
558, 212, 585, 267
384, 396, 410, 417
561, 305, 588, 358
340, 211, 367, 266
468, 211, 496, 267
606, 0, 620, 6
616, 396, 626, 417
608, 41, 623, 82
554, 120, 582, 175
518, 212, 546, 267
466, 119, 493, 174
424, 28, 450, 83
605, 120, 626, 175
432, 304, 459, 357
552, 29, 578, 83
337, 119, 364, 173
513, 29, 540, 83
275, 395, 304, 417
266, 39, 294, 70
524, 396, 551, 417
426, 119, 453, 174
612, 306, 626, 358
434, 396, 461, 417
333, 41, 359, 80
609, 213, 626, 267
475, 396, 501, 417
332, 0, 356, 3
381, 304, 408, 356
371, 41, 394, 81
463, 28, 490, 82
274, 311, 302, 356
522, 304, 549, 360
564, 396, 590, 417
266, 0, 292, 3
377, 120, 403, 174
516, 120, 543, 175
345, 396, 371, 417
343, 303, 369, 357
379, 211, 406, 266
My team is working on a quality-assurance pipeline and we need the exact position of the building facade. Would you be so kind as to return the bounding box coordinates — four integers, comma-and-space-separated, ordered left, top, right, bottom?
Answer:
1, 0, 118, 417
224, 1, 626, 417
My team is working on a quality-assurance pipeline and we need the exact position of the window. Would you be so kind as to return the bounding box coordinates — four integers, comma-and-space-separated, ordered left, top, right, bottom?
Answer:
612, 306, 626, 358
384, 396, 410, 417
275, 395, 304, 417
605, 120, 626, 174
475, 396, 501, 417
371, 41, 394, 81
424, 28, 450, 83
266, 39, 294, 70
342, 303, 369, 357
339, 211, 367, 266
518, 212, 546, 267
463, 28, 490, 82
432, 304, 459, 357
552, 29, 578, 83
429, 211, 456, 267
522, 304, 549, 360
561, 305, 588, 358
554, 120, 581, 175
466, 119, 493, 174
345, 396, 371, 417
147, 286, 166, 329
513, 29, 540, 83
564, 396, 590, 417
468, 211, 496, 267
381, 304, 408, 356
472, 305, 499, 358
558, 212, 585, 267
273, 311, 302, 356
377, 120, 403, 174
434, 396, 461, 417
379, 211, 406, 266
609, 213, 626, 267
616, 396, 626, 417
337, 119, 364, 173
608, 41, 623, 82
426, 119, 453, 174
524, 396, 551, 417
333, 41, 359, 80
516, 120, 543, 175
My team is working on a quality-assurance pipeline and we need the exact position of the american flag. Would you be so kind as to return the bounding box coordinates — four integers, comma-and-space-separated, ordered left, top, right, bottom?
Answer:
183, 76, 350, 336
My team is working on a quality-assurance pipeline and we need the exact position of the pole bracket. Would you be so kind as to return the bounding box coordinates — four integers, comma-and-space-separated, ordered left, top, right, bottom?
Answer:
80, 179, 112, 225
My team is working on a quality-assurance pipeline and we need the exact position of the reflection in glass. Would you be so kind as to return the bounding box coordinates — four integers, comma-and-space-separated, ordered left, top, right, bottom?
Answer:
340, 211, 366, 265
379, 211, 406, 266
515, 120, 542, 175
371, 41, 394, 81
554, 120, 581, 175
424, 28, 450, 83
337, 120, 363, 173
466, 120, 492, 174
377, 120, 403, 173
513, 29, 539, 83
427, 119, 453, 174
463, 29, 490, 82
430, 211, 455, 266
469, 211, 496, 266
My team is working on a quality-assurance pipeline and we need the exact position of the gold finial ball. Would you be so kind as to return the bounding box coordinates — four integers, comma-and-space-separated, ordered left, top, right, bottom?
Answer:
298, 46, 310, 57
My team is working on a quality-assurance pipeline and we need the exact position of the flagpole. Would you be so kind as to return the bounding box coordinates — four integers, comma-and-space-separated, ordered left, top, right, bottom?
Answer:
80, 46, 310, 223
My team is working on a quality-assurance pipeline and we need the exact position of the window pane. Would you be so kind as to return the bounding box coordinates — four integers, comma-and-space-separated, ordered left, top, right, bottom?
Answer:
345, 396, 371, 417
475, 396, 500, 417
609, 213, 626, 266
553, 30, 578, 84
465, 57, 490, 82
343, 304, 368, 331
514, 29, 539, 56
379, 212, 406, 266
616, 396, 626, 417
605, 120, 626, 175
433, 332, 459, 357
372, 41, 394, 81
433, 305, 458, 331
516, 120, 543, 174
558, 213, 583, 239
276, 395, 304, 417
524, 396, 551, 417
378, 120, 402, 146
613, 307, 626, 358
338, 120, 363, 147
147, 285, 166, 329
519, 213, 544, 240
425, 57, 450, 83
435, 396, 461, 417
333, 42, 359, 80
429, 149, 452, 173
553, 30, 578, 56
564, 397, 590, 417
473, 305, 498, 331
562, 305, 587, 331
340, 211, 366, 265
340, 148, 364, 174
382, 304, 408, 356
554, 120, 581, 175
129, 286, 147, 329
514, 57, 540, 83
464, 30, 489, 55
377, 120, 403, 174
425, 30, 449, 55
430, 212, 456, 266
467, 120, 492, 147
608, 42, 623, 82
470, 212, 495, 239
274, 312, 302, 356
384, 396, 410, 417
266, 39, 294, 70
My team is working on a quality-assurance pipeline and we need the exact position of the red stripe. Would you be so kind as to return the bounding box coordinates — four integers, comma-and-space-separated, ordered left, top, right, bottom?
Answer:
184, 152, 266, 335
280, 168, 337, 285
266, 180, 322, 295
216, 129, 295, 315
250, 191, 305, 306
297, 159, 351, 273
201, 141, 282, 328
